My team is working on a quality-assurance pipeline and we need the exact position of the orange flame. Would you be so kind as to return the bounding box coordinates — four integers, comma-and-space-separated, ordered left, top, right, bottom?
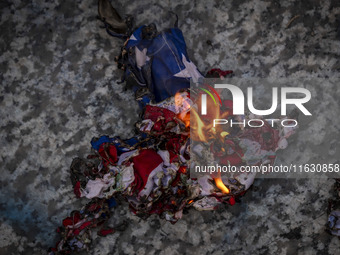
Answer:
190, 91, 222, 142
214, 176, 230, 194
191, 108, 208, 142
187, 199, 194, 205
175, 92, 191, 128
174, 91, 231, 194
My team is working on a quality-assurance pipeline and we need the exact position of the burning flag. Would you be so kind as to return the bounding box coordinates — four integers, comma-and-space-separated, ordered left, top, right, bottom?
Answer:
49, 1, 299, 254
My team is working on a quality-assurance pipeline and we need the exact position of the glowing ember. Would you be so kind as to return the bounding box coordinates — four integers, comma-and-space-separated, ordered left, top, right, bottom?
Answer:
187, 199, 194, 205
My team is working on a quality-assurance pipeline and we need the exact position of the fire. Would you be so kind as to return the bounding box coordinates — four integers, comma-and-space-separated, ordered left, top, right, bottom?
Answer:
190, 90, 222, 142
175, 91, 231, 194
174, 91, 216, 141
213, 175, 230, 194
191, 108, 208, 142
179, 111, 190, 128
175, 92, 191, 128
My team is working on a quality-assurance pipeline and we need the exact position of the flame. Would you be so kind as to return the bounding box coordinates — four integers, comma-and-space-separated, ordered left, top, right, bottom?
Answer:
174, 91, 231, 194
175, 92, 191, 128
178, 111, 190, 128
214, 177, 230, 194
190, 91, 222, 142
213, 172, 230, 194
191, 108, 208, 141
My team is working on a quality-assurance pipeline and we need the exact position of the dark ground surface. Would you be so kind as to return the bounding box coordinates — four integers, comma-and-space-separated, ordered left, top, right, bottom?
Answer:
0, 0, 340, 254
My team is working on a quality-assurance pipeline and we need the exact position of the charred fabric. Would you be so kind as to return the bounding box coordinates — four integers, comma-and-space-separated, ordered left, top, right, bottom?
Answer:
49, 0, 339, 254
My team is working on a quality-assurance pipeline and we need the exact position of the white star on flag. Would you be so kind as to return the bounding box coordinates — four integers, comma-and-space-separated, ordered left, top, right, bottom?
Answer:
174, 54, 202, 82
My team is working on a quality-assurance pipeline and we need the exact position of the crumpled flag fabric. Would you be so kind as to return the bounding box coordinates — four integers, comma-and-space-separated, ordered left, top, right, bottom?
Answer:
124, 25, 202, 102
51, 92, 299, 254
328, 210, 340, 236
